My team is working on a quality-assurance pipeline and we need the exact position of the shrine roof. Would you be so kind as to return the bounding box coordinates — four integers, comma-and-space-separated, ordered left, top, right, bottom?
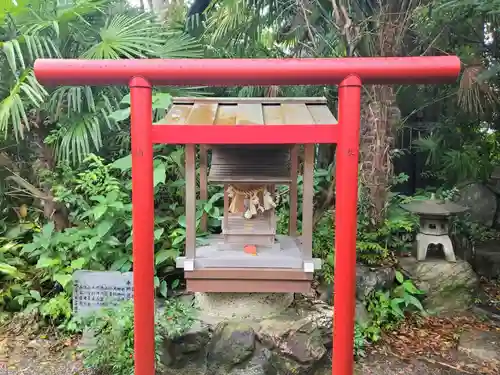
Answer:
161, 97, 337, 125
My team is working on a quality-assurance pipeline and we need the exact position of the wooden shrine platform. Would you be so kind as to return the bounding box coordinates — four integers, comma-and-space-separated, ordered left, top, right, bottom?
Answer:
176, 235, 322, 293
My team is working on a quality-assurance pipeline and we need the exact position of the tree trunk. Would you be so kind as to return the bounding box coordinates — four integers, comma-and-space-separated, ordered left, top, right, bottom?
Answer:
359, 85, 400, 227
356, 1, 409, 228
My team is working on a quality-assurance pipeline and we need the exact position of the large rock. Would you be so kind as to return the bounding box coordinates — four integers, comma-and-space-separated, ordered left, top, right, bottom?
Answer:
458, 183, 497, 226
319, 264, 396, 304
356, 265, 396, 300
257, 313, 327, 374
399, 257, 479, 314
161, 297, 333, 375
293, 297, 334, 347
206, 321, 256, 375
473, 240, 500, 278
161, 321, 211, 368
450, 231, 475, 264
355, 300, 371, 326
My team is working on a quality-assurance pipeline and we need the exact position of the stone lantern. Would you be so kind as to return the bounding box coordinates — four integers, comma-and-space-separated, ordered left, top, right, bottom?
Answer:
400, 194, 468, 262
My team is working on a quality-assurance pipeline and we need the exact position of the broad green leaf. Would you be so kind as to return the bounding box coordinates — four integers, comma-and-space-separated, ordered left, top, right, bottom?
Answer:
402, 280, 422, 294
405, 294, 425, 312
88, 237, 99, 251
208, 192, 224, 204
152, 93, 172, 110
390, 299, 405, 318
153, 164, 167, 187
5, 223, 33, 239
110, 154, 132, 171
90, 195, 106, 203
36, 255, 60, 268
93, 205, 108, 220
105, 236, 122, 246
42, 222, 55, 238
109, 108, 131, 122
154, 228, 164, 241
178, 215, 186, 228
97, 220, 114, 237
0, 262, 19, 277
171, 236, 185, 246
106, 190, 119, 202
159, 280, 168, 297
110, 257, 129, 271
30, 290, 42, 302
395, 270, 404, 284
120, 94, 131, 105
196, 209, 204, 220
155, 249, 177, 265
53, 273, 72, 289
126, 235, 133, 247
70, 257, 87, 270
20, 242, 38, 255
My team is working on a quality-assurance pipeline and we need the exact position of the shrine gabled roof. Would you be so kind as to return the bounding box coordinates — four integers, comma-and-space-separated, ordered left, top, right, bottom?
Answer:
162, 97, 337, 125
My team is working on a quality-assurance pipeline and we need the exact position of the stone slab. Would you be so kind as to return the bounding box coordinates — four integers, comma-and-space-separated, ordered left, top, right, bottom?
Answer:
72, 270, 133, 316
458, 328, 500, 364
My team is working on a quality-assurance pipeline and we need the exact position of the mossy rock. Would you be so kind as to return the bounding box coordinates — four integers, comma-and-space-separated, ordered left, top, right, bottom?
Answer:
206, 321, 256, 374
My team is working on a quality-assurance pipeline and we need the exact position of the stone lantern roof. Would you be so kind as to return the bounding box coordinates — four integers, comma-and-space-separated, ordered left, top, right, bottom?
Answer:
400, 193, 469, 217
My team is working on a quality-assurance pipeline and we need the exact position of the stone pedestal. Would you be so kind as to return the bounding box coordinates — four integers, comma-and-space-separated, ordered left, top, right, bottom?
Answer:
194, 292, 294, 323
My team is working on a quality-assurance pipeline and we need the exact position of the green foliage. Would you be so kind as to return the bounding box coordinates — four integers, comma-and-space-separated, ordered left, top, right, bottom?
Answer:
313, 190, 419, 284
413, 132, 497, 186
80, 298, 195, 374
1, 0, 498, 362
452, 213, 500, 244
363, 271, 425, 343
0, 150, 222, 324
312, 211, 335, 283
0, 232, 73, 327
1, 0, 204, 164
353, 323, 367, 358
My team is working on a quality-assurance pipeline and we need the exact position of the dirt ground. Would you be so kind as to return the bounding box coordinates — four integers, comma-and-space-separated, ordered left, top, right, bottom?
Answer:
0, 334, 497, 375
1, 313, 499, 375
0, 336, 465, 375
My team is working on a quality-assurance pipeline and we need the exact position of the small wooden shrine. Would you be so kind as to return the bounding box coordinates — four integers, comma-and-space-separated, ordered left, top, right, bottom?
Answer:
172, 97, 337, 292
400, 194, 468, 262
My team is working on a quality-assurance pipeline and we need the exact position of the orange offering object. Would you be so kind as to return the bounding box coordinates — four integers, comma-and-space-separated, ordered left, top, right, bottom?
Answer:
244, 245, 257, 256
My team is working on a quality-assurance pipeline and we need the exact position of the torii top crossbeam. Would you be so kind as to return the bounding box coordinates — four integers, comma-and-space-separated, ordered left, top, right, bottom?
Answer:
34, 56, 461, 375
34, 56, 460, 86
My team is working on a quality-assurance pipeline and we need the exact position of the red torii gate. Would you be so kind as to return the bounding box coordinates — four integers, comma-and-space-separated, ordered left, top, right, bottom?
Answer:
34, 56, 460, 375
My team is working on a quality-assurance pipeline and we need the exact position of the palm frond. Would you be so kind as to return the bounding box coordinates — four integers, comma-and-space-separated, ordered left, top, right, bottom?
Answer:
0, 70, 48, 140
81, 13, 164, 59
54, 114, 105, 164
1, 35, 60, 76
157, 32, 205, 58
